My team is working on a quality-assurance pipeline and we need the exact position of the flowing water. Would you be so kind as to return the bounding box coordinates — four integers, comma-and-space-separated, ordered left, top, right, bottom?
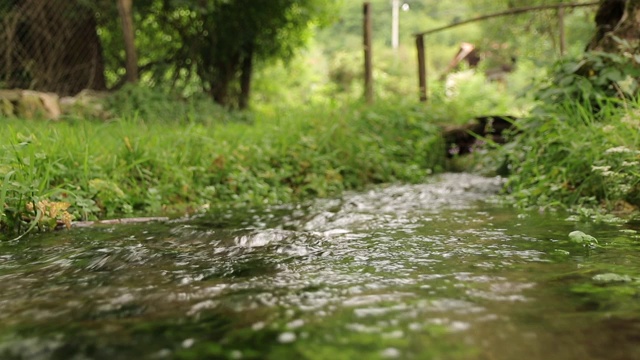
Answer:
1, 173, 640, 360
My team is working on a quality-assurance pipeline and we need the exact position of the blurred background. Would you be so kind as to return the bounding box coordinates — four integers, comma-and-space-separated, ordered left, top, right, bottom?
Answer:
0, 0, 597, 113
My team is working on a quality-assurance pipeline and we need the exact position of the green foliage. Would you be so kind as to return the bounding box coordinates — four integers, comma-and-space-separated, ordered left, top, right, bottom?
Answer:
305, 0, 592, 109
536, 49, 640, 107
251, 47, 330, 107
103, 84, 240, 124
502, 98, 640, 211
95, 0, 338, 107
93, 0, 597, 110
474, 19, 640, 213
468, 0, 594, 59
0, 132, 82, 235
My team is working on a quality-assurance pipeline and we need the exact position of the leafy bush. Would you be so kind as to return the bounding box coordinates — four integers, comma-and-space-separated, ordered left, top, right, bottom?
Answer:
442, 38, 640, 214
535, 49, 640, 111
504, 102, 638, 208
104, 84, 244, 124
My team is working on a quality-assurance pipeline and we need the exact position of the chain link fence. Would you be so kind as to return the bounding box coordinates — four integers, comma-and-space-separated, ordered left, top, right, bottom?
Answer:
0, 0, 108, 96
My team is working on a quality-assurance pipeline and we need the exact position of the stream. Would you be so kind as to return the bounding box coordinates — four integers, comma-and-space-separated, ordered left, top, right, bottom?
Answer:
1, 173, 639, 359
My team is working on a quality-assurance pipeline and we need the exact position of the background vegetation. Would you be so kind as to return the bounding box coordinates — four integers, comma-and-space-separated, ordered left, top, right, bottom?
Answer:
2, 0, 640, 236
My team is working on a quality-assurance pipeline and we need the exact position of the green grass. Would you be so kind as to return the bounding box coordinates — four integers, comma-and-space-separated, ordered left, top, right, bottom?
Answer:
500, 97, 640, 212
0, 100, 446, 237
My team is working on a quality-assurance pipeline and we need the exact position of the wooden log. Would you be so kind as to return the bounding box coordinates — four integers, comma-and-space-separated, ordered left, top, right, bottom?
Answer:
70, 217, 169, 228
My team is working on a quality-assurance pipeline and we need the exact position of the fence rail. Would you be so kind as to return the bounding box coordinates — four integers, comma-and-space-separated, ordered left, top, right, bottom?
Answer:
413, 1, 600, 102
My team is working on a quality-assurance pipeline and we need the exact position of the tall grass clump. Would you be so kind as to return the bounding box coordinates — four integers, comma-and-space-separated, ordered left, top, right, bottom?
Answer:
0, 93, 445, 237
501, 50, 640, 212
503, 99, 640, 210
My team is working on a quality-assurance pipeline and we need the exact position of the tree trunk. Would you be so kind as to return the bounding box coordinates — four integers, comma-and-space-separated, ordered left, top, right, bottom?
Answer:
587, 0, 640, 52
117, 0, 138, 83
208, 67, 234, 107
238, 42, 254, 110
201, 52, 240, 107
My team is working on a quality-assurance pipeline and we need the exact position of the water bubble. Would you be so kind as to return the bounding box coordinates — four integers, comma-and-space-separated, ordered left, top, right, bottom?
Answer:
287, 319, 304, 329
381, 347, 401, 358
181, 338, 195, 348
449, 321, 471, 332
383, 330, 404, 339
278, 332, 296, 343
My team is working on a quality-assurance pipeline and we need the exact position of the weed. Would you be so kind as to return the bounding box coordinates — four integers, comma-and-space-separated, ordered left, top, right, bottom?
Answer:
500, 95, 639, 212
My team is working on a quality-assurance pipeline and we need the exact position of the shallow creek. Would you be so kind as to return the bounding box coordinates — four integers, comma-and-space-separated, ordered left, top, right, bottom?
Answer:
1, 173, 639, 359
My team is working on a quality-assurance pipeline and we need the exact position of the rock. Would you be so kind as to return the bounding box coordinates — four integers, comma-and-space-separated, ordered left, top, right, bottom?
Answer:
0, 97, 14, 117
592, 273, 633, 284
0, 88, 108, 120
568, 230, 599, 247
38, 92, 61, 119
0, 89, 21, 117
0, 89, 61, 119
0, 89, 21, 101
60, 89, 110, 119
17, 90, 47, 119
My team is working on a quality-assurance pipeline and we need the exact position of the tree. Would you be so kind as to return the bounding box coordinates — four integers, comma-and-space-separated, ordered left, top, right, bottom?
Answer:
127, 0, 335, 109
587, 0, 640, 52
0, 0, 106, 95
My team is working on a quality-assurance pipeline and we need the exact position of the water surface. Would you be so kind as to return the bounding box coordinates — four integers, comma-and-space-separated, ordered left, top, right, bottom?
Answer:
1, 173, 639, 359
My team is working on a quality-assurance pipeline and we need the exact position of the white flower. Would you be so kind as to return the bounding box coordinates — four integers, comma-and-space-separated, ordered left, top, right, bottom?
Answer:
605, 146, 632, 154
602, 125, 615, 133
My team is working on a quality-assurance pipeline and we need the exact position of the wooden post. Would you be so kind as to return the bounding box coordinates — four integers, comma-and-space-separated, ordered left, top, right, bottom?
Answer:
391, 0, 400, 49
558, 7, 566, 56
117, 0, 138, 83
416, 35, 427, 102
363, 2, 374, 104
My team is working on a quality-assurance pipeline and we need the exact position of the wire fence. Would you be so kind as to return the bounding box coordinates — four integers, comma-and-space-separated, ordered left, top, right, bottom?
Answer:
0, 0, 107, 96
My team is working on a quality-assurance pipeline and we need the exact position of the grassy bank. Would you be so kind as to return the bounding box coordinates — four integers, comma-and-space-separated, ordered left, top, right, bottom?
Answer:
501, 98, 640, 214
0, 101, 446, 236
494, 50, 640, 216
